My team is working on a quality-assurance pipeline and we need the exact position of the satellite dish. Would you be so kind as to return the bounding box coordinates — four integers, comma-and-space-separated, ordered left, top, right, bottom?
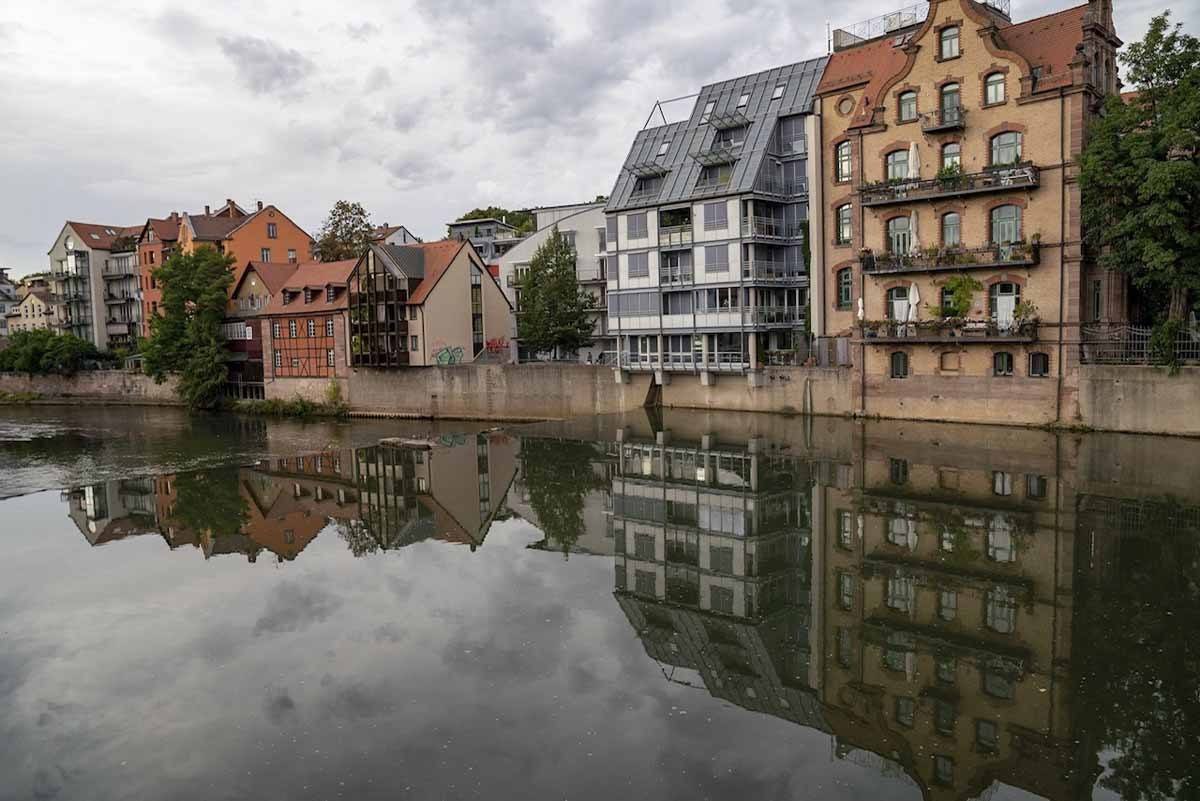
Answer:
65, 237, 74, 250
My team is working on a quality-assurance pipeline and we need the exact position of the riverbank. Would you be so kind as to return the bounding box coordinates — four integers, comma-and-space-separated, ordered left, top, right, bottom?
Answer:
4, 361, 1199, 437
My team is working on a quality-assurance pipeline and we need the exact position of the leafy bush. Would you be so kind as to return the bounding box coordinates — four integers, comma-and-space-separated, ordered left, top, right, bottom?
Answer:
0, 330, 99, 375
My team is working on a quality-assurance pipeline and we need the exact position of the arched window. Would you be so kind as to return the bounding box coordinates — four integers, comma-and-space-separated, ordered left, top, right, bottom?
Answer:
1029, 352, 1050, 377
941, 142, 961, 170
990, 204, 1021, 244
989, 282, 1021, 329
940, 83, 961, 122
835, 141, 852, 182
898, 91, 917, 122
985, 72, 1006, 104
836, 267, 853, 309
890, 351, 909, 378
941, 212, 961, 247
835, 204, 853, 245
940, 26, 960, 59
886, 149, 910, 180
887, 286, 911, 320
990, 131, 1022, 165
887, 216, 912, 254
993, 351, 1014, 376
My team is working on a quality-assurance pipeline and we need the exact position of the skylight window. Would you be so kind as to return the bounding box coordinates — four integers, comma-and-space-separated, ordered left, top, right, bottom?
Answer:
657, 140, 671, 158
104, 228, 116, 235
736, 93, 750, 109
772, 84, 785, 101
700, 100, 716, 122
90, 233, 100, 239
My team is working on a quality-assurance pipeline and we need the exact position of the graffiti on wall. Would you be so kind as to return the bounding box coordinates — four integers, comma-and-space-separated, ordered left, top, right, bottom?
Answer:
485, 337, 509, 355
432, 341, 465, 365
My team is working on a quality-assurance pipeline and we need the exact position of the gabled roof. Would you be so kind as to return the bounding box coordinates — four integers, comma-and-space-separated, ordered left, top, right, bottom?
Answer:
606, 56, 828, 212
407, 240, 466, 304
186, 212, 251, 242
64, 221, 136, 251
230, 260, 300, 298
258, 260, 358, 316
139, 216, 182, 245
371, 223, 420, 242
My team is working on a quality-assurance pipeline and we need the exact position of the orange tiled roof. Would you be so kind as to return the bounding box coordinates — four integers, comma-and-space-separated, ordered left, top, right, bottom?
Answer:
407, 240, 466, 305
231, 260, 300, 298
999, 4, 1088, 90
65, 221, 136, 251
261, 260, 357, 315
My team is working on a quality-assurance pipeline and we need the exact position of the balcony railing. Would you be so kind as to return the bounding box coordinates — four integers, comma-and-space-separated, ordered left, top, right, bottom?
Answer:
1081, 324, 1200, 364
104, 291, 137, 303
692, 179, 731, 197
659, 225, 693, 248
229, 296, 267, 313
576, 263, 607, 282
859, 318, 1039, 343
615, 351, 751, 372
659, 269, 694, 286
754, 178, 809, 197
860, 163, 1039, 206
741, 217, 804, 240
860, 242, 1040, 274
746, 307, 805, 326
921, 105, 966, 132
102, 262, 137, 277
743, 261, 806, 282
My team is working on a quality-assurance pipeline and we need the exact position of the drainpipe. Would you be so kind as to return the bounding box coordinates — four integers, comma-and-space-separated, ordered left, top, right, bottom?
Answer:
858, 128, 867, 417
1055, 92, 1067, 425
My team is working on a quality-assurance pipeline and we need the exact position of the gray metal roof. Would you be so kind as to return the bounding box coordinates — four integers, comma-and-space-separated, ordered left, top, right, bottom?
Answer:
605, 56, 829, 213
376, 243, 425, 279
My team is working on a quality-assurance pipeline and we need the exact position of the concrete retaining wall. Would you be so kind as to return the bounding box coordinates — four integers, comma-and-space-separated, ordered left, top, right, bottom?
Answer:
1076, 365, 1200, 437
660, 367, 853, 417
0, 371, 181, 404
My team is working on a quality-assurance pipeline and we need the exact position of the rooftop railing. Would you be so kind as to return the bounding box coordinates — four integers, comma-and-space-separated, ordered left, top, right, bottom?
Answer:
832, 0, 1009, 51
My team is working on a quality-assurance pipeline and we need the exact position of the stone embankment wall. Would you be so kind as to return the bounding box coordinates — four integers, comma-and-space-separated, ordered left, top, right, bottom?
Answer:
0, 371, 181, 404
1076, 365, 1200, 437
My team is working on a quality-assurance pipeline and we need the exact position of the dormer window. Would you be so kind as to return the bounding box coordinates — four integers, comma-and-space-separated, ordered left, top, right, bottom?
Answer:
282, 290, 292, 306
326, 286, 335, 303
304, 288, 315, 304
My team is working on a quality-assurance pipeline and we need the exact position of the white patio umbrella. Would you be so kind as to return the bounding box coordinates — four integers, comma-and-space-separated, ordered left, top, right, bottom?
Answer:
907, 141, 921, 180
909, 209, 920, 256
907, 283, 921, 322
857, 296, 865, 321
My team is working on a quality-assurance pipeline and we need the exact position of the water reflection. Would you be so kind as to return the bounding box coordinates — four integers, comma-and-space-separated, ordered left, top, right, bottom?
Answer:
43, 413, 1200, 801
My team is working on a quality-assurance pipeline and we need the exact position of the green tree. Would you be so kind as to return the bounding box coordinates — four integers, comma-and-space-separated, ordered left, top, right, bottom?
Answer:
452, 206, 535, 235
142, 246, 236, 410
517, 227, 596, 357
518, 437, 606, 556
0, 329, 98, 375
314, 200, 374, 262
168, 467, 249, 541
1081, 13, 1200, 321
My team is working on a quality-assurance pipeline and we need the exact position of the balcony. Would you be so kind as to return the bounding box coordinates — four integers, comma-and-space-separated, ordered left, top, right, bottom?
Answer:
690, 144, 742, 167
102, 261, 137, 277
859, 163, 1040, 207
506, 274, 527, 288
658, 225, 694, 248
860, 242, 1040, 275
228, 296, 268, 314
659, 268, 694, 286
741, 217, 804, 240
859, 318, 1039, 344
754, 178, 809, 198
104, 291, 137, 304
743, 261, 807, 282
616, 351, 751, 372
920, 105, 966, 133
576, 263, 607, 283
745, 307, 805, 326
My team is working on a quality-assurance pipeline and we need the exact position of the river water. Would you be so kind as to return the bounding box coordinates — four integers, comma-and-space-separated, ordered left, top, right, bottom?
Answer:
0, 405, 1195, 801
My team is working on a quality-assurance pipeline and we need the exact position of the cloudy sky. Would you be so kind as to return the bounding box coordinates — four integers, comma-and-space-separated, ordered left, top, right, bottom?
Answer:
0, 0, 1189, 275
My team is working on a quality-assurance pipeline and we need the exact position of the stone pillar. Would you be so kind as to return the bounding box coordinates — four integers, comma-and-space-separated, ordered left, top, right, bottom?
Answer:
748, 331, 758, 370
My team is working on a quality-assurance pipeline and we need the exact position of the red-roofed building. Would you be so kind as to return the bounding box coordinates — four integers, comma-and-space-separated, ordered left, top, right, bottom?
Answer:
47, 220, 143, 350
135, 213, 183, 339
260, 259, 358, 382
179, 199, 313, 267
812, 0, 1121, 426
344, 240, 514, 368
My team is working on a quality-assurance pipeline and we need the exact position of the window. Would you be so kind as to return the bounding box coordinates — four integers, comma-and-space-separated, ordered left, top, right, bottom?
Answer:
939, 590, 958, 621
993, 351, 1014, 376
939, 350, 961, 370
326, 348, 335, 367
838, 572, 855, 610
835, 204, 852, 245
409, 305, 418, 320
273, 351, 281, 368
627, 213, 648, 239
697, 163, 732, 189
325, 318, 335, 337
934, 756, 954, 786
886, 149, 909, 181
632, 175, 662, 198
889, 351, 909, 379
985, 587, 1017, 634
307, 319, 316, 337
887, 216, 912, 254
890, 458, 909, 484
288, 319, 297, 338
1091, 279, 1103, 322
992, 471, 1013, 496
272, 321, 281, 338
898, 91, 917, 122
838, 510, 856, 548
662, 291, 693, 315
883, 631, 913, 672
942, 212, 961, 247
836, 267, 853, 309
976, 720, 1000, 752
656, 139, 671, 158
887, 576, 914, 613
267, 223, 278, 239
1027, 350, 1046, 376
700, 100, 716, 123
627, 252, 650, 278
896, 697, 915, 728
835, 141, 852, 182
736, 92, 750, 110
410, 335, 419, 351
941, 142, 961, 170
326, 286, 335, 303
1026, 474, 1048, 499
606, 216, 618, 248
711, 586, 734, 614
887, 285, 910, 320
983, 664, 1017, 699
991, 131, 1023, 165
888, 514, 915, 547
287, 249, 297, 263
937, 656, 957, 685
990, 205, 1021, 245
935, 698, 957, 734
634, 533, 655, 560
837, 627, 855, 668
940, 26, 960, 59
703, 202, 728, 231
704, 245, 729, 273
985, 72, 1006, 104
771, 83, 785, 101
989, 281, 1021, 329
988, 518, 1015, 561
940, 82, 961, 115
260, 247, 271, 262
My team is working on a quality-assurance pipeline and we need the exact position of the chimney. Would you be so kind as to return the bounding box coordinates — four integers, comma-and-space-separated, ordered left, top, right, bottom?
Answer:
170, 211, 179, 221
204, 205, 211, 215
257, 200, 264, 211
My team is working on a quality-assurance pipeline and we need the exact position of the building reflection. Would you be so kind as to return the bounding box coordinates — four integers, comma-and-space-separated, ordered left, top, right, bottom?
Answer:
60, 432, 518, 563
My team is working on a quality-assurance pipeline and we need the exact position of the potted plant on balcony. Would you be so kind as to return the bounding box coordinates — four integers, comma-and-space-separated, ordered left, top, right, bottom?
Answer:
1013, 300, 1039, 335
860, 248, 876, 271
936, 162, 963, 189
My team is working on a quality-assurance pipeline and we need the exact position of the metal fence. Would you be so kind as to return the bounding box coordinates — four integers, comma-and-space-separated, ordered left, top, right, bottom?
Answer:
1080, 324, 1200, 365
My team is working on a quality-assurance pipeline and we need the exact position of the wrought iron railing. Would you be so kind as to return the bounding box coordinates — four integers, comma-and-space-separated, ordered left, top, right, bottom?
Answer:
859, 163, 1039, 206
921, 105, 966, 132
861, 318, 1038, 341
1080, 323, 1200, 364
861, 242, 1040, 274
